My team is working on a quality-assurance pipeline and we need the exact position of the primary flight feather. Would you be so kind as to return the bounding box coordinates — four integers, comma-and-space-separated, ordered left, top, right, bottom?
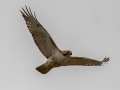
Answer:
20, 6, 110, 74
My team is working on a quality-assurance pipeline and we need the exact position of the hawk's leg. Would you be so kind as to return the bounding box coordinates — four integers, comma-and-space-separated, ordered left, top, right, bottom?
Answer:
53, 59, 57, 65
51, 55, 58, 65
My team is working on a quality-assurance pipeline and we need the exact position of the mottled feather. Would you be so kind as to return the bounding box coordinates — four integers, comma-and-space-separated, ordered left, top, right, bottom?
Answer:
20, 6, 110, 74
20, 6, 60, 58
62, 57, 110, 66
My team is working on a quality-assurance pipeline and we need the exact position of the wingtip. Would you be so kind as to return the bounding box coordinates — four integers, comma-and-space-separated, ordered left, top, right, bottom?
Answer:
25, 5, 27, 8
102, 57, 110, 63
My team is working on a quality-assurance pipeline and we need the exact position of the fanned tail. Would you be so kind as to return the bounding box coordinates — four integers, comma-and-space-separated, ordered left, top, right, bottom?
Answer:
36, 63, 53, 74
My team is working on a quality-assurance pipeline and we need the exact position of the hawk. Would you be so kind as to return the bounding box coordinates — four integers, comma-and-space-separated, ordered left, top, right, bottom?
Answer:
20, 6, 110, 74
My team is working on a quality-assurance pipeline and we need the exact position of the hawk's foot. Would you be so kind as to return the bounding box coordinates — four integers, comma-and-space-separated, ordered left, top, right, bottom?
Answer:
53, 59, 57, 65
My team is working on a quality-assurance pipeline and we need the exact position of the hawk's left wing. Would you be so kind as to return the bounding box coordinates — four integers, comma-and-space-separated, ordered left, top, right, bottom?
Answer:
20, 6, 61, 59
62, 57, 110, 66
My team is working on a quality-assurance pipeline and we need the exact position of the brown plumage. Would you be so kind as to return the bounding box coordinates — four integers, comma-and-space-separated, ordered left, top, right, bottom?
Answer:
20, 6, 60, 59
62, 57, 109, 66
36, 64, 54, 74
20, 6, 110, 74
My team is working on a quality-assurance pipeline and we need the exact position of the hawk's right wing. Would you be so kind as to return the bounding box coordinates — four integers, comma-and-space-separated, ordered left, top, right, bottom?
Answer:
62, 57, 110, 66
20, 6, 60, 58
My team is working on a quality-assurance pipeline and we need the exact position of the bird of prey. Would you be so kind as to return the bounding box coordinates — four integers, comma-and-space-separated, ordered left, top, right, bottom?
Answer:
20, 6, 110, 74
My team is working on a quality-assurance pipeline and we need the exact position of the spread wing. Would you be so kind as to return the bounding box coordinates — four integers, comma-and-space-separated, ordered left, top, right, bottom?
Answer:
62, 57, 110, 66
20, 6, 60, 58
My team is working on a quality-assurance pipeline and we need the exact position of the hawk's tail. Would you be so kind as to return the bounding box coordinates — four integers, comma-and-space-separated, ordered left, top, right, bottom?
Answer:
36, 64, 53, 74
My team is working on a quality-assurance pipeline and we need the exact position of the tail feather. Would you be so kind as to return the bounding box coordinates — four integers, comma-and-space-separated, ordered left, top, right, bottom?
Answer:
36, 64, 53, 74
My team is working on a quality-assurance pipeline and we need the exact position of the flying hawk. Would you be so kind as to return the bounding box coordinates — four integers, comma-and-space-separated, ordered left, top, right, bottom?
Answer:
20, 6, 110, 74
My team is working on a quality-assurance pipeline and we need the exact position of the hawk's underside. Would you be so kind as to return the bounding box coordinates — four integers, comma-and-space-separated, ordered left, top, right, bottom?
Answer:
20, 6, 110, 74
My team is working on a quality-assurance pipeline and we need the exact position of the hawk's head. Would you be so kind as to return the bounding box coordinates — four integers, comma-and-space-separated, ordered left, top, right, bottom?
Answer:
61, 50, 72, 56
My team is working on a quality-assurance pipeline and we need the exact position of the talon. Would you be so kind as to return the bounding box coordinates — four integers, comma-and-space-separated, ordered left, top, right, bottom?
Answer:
53, 58, 57, 65
51, 56, 57, 65
54, 60, 57, 65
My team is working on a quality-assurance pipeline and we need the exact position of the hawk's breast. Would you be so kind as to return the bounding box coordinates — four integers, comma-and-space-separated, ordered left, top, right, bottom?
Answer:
52, 51, 67, 64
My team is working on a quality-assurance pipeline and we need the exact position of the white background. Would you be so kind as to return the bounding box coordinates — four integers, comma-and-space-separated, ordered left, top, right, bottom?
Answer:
0, 0, 120, 90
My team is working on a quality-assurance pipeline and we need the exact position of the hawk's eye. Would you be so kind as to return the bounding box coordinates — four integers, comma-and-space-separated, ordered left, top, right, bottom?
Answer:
63, 52, 72, 56
67, 52, 72, 55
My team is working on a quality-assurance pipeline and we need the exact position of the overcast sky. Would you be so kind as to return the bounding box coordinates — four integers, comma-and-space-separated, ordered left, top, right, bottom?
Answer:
0, 0, 120, 90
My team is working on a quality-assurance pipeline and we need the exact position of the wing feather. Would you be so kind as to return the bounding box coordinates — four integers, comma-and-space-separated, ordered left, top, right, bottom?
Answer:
20, 6, 60, 58
62, 57, 110, 66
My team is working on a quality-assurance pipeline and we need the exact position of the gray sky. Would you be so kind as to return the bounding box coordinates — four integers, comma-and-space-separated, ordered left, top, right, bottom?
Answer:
0, 0, 120, 90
